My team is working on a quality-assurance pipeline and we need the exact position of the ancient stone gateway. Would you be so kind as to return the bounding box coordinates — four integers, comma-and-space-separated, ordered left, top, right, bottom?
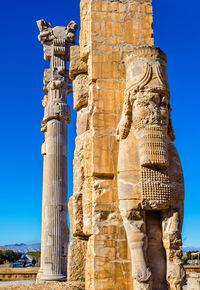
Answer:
37, 0, 186, 289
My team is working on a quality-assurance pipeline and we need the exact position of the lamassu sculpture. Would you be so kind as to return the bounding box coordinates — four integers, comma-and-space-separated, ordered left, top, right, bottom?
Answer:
117, 46, 185, 290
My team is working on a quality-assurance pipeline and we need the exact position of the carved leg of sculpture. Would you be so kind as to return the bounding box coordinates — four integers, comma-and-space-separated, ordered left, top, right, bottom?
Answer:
162, 204, 186, 290
119, 200, 151, 289
146, 211, 168, 289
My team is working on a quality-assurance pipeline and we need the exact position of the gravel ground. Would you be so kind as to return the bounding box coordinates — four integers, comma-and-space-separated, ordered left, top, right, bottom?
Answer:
0, 280, 187, 289
0, 281, 85, 289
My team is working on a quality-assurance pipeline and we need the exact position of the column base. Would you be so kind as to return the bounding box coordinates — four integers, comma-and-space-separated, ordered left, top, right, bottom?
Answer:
36, 268, 43, 284
37, 274, 67, 283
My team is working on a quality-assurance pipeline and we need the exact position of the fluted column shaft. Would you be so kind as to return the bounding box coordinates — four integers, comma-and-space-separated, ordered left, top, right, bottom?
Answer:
40, 119, 68, 280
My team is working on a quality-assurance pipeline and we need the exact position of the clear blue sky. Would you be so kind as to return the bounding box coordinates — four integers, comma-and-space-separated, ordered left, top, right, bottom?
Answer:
0, 0, 199, 247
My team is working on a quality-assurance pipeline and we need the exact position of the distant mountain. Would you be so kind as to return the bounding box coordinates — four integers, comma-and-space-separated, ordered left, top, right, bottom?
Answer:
5, 243, 26, 247
1, 243, 199, 253
0, 243, 41, 253
182, 246, 200, 252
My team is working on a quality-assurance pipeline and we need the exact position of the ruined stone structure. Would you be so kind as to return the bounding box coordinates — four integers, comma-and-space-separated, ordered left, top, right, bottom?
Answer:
36, 19, 77, 282
67, 0, 185, 289
36, 0, 185, 289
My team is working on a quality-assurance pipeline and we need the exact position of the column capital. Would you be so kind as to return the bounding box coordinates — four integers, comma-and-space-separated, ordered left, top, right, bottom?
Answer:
37, 20, 78, 128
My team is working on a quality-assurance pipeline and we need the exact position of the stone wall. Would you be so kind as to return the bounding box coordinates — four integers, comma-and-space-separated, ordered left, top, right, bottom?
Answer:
185, 266, 200, 274
0, 267, 39, 281
68, 0, 154, 289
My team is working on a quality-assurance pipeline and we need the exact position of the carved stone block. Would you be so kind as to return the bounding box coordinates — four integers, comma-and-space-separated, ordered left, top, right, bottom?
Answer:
187, 273, 200, 290
68, 196, 75, 237
69, 46, 88, 80
73, 74, 89, 110
92, 135, 115, 178
82, 177, 93, 236
77, 107, 89, 135
73, 192, 84, 237
67, 238, 88, 281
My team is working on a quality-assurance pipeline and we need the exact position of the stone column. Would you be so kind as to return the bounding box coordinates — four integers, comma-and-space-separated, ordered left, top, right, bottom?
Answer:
36, 19, 77, 282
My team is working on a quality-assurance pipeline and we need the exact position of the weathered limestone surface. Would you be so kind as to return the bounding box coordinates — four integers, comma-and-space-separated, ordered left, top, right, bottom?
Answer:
73, 74, 89, 110
0, 267, 39, 281
69, 46, 88, 80
67, 238, 87, 281
187, 273, 200, 290
67, 0, 185, 289
0, 281, 85, 290
37, 20, 77, 282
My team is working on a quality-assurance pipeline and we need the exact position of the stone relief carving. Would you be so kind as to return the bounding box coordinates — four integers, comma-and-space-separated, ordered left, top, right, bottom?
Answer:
117, 46, 185, 289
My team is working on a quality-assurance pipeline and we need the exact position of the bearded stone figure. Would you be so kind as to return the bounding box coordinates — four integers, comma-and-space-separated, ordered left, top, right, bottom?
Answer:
117, 46, 185, 290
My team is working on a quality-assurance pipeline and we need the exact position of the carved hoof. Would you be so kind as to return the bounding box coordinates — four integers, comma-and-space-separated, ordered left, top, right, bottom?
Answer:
167, 262, 186, 287
132, 266, 151, 282
133, 279, 152, 290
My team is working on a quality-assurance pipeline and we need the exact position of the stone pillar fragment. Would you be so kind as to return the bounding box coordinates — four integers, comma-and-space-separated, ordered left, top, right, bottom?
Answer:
36, 19, 77, 282
68, 0, 154, 289
187, 273, 200, 290
67, 44, 89, 283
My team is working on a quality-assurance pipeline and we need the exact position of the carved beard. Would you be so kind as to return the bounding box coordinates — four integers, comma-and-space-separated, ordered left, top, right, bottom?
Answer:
136, 125, 169, 168
133, 124, 171, 209
131, 94, 169, 169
